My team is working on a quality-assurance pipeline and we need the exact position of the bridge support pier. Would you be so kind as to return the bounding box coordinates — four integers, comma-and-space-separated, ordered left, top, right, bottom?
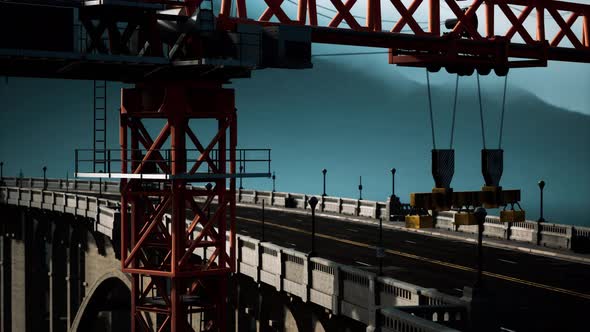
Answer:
1, 232, 11, 332
49, 221, 69, 332
67, 222, 86, 328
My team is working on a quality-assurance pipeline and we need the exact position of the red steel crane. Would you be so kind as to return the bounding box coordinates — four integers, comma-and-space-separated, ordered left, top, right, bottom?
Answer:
1, 1, 589, 331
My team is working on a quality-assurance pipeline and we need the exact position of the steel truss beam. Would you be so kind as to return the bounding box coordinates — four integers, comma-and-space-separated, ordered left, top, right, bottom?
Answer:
217, 0, 590, 68
120, 81, 237, 332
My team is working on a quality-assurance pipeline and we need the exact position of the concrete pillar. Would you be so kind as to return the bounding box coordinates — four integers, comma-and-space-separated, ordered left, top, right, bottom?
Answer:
49, 223, 68, 332
11, 210, 31, 332
234, 279, 251, 332
1, 234, 12, 332
256, 286, 271, 332
67, 226, 85, 328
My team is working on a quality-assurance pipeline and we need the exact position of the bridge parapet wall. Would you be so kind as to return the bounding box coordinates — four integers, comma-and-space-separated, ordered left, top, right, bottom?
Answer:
232, 233, 465, 330
3, 178, 590, 253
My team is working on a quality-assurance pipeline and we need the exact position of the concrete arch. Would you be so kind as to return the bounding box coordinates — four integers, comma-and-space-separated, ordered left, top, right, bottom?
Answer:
70, 269, 135, 332
283, 302, 300, 332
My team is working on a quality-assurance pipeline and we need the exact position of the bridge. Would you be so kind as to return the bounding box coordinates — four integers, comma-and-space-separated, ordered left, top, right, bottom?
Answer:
1, 177, 589, 332
1, 0, 590, 331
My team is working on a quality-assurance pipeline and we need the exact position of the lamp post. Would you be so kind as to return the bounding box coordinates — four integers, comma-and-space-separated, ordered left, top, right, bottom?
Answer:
239, 165, 244, 190
358, 176, 363, 200
322, 169, 327, 196
473, 207, 487, 290
98, 170, 103, 197
377, 216, 384, 276
390, 168, 396, 197
537, 180, 546, 245
0, 161, 4, 185
308, 196, 319, 256
261, 199, 266, 242
272, 172, 276, 192
42, 166, 47, 190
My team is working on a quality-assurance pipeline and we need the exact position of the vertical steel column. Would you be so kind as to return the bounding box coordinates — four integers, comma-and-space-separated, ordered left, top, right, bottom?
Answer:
537, 4, 546, 42
583, 14, 589, 47
120, 82, 237, 332
485, 0, 494, 38
429, 0, 440, 36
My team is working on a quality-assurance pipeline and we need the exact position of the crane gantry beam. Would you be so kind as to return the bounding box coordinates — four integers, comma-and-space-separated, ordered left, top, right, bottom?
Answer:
217, 0, 590, 72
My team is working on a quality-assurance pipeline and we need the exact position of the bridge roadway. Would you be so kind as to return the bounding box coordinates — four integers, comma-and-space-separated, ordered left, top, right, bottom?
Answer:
230, 206, 590, 332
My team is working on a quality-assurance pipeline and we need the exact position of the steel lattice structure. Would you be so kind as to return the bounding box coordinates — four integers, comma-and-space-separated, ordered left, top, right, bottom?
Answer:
218, 0, 590, 70
119, 82, 237, 331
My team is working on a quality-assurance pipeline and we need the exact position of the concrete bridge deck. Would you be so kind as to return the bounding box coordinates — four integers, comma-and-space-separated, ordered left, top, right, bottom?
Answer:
1, 178, 590, 331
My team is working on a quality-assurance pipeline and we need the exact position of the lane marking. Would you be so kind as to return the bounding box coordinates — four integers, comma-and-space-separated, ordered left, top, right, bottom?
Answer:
287, 242, 297, 247
405, 240, 417, 244
355, 261, 371, 267
498, 258, 517, 265
236, 216, 590, 301
346, 228, 359, 233
454, 288, 463, 292
500, 328, 517, 332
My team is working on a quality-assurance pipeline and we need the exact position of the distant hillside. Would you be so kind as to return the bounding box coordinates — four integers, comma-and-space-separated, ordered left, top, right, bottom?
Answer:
233, 60, 590, 226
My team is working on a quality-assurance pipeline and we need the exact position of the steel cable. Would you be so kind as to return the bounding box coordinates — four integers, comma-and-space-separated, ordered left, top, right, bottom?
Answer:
477, 73, 486, 149
426, 70, 436, 149
499, 74, 508, 148
450, 75, 459, 149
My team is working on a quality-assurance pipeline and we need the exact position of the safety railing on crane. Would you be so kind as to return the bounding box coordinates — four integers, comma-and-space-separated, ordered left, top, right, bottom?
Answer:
74, 148, 272, 179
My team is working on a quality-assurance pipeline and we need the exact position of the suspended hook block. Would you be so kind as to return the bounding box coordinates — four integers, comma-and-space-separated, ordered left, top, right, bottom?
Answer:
432, 149, 455, 189
482, 149, 503, 186
482, 149, 504, 207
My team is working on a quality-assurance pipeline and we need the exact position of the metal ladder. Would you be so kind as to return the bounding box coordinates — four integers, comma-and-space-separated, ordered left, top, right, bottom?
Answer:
93, 80, 107, 173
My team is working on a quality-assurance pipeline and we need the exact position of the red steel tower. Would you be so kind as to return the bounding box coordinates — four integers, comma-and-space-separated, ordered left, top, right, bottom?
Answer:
119, 82, 237, 331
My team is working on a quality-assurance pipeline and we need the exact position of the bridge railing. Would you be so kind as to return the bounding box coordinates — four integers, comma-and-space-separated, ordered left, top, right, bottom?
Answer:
0, 184, 119, 238
3, 177, 590, 253
232, 233, 465, 331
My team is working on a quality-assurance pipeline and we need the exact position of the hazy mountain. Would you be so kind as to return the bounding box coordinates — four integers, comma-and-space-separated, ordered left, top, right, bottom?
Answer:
233, 60, 590, 226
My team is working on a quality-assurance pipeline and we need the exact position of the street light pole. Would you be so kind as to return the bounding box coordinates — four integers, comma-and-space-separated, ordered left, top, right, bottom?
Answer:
473, 207, 487, 290
322, 169, 327, 196
358, 176, 363, 200
42, 166, 47, 190
272, 172, 276, 192
261, 199, 266, 242
239, 165, 244, 190
308, 196, 319, 256
377, 216, 384, 276
537, 180, 546, 245
391, 168, 396, 197
0, 162, 4, 185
